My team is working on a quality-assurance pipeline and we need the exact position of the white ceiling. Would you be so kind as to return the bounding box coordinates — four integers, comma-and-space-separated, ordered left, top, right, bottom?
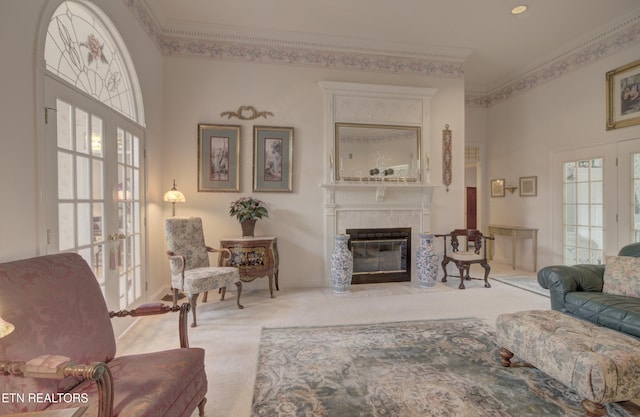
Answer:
147, 0, 640, 92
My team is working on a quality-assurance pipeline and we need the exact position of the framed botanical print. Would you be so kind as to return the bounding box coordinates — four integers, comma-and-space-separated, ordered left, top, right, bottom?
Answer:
490, 178, 505, 197
519, 176, 537, 197
607, 59, 640, 130
253, 126, 293, 192
198, 124, 240, 192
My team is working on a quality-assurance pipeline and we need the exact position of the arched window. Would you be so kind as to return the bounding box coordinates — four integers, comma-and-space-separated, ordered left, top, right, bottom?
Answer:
43, 0, 146, 311
45, 0, 144, 125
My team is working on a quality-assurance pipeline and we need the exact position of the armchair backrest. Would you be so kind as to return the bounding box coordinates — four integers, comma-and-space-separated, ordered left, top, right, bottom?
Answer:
0, 253, 116, 413
450, 229, 485, 255
165, 217, 211, 273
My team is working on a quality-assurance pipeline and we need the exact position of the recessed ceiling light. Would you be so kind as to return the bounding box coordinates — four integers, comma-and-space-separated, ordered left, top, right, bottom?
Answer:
511, 5, 528, 15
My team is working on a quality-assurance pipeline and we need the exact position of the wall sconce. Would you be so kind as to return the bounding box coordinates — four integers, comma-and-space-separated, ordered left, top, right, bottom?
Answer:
163, 179, 186, 216
505, 183, 518, 194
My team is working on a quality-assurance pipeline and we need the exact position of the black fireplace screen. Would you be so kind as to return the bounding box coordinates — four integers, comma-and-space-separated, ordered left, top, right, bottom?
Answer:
346, 228, 411, 284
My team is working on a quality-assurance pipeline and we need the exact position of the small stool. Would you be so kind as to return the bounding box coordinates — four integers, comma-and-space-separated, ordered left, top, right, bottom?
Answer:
496, 310, 640, 417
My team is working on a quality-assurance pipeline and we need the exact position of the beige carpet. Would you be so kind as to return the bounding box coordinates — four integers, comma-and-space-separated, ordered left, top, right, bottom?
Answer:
116, 262, 551, 417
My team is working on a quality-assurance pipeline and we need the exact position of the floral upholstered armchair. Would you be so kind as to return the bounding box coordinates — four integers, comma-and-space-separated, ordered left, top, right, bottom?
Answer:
0, 253, 207, 417
165, 217, 244, 327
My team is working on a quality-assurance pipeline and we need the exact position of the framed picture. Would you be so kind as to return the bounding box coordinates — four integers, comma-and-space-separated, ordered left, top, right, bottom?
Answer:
490, 179, 505, 197
519, 176, 537, 197
253, 126, 293, 192
198, 124, 240, 192
607, 59, 640, 130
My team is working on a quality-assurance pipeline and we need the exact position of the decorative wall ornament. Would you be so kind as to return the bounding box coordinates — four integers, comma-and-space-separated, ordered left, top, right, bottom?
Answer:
442, 124, 452, 191
221, 106, 274, 120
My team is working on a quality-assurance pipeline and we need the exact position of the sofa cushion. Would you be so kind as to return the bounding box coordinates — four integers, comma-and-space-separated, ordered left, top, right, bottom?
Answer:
48, 348, 207, 417
603, 255, 640, 298
565, 291, 640, 338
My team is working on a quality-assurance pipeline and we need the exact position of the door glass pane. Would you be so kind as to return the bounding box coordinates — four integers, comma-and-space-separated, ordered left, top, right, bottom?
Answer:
58, 152, 74, 199
91, 115, 103, 157
563, 158, 604, 265
75, 109, 89, 154
58, 202, 75, 250
57, 100, 73, 150
633, 153, 640, 241
76, 156, 90, 199
77, 203, 91, 246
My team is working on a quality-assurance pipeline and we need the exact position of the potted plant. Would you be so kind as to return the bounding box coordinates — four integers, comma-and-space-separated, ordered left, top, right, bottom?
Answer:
229, 197, 269, 237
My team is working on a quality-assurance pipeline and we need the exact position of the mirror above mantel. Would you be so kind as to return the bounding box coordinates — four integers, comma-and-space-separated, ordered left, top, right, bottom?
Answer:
334, 123, 421, 183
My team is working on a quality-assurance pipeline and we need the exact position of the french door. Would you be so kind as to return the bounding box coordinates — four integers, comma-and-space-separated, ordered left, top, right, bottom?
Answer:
553, 139, 640, 265
44, 76, 145, 311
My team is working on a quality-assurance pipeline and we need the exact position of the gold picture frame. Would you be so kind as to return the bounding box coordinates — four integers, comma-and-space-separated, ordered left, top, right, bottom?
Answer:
253, 126, 294, 192
197, 124, 240, 192
519, 176, 537, 197
606, 59, 640, 130
491, 179, 505, 197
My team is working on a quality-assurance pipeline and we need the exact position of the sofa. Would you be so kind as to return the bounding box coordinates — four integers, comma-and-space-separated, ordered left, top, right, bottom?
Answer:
537, 242, 640, 339
0, 253, 207, 417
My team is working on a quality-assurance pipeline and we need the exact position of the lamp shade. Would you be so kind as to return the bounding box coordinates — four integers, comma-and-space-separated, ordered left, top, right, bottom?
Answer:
0, 316, 15, 338
163, 179, 186, 203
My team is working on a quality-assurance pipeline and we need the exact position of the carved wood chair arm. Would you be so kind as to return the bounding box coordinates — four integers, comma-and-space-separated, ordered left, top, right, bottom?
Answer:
207, 247, 232, 266
1, 359, 114, 417
109, 303, 191, 348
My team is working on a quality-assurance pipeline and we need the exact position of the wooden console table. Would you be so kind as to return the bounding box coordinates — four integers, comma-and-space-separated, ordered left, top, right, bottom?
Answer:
218, 236, 279, 298
487, 225, 538, 271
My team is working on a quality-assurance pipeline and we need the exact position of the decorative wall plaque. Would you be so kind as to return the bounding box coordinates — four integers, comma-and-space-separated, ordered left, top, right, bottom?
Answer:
442, 124, 452, 191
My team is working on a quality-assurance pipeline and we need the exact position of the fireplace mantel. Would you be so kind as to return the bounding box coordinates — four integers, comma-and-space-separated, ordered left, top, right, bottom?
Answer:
320, 81, 438, 287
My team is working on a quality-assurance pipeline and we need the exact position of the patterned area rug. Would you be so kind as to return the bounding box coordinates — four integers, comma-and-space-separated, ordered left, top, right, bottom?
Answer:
251, 319, 640, 417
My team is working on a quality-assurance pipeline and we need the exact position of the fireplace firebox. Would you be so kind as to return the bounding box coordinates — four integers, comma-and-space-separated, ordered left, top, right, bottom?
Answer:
346, 228, 411, 284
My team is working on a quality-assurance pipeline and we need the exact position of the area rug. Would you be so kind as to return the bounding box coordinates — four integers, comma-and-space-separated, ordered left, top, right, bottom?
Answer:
251, 319, 639, 417
490, 276, 549, 297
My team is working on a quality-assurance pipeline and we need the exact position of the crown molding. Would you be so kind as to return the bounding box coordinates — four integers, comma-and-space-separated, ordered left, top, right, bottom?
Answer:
127, 0, 640, 108
466, 11, 640, 108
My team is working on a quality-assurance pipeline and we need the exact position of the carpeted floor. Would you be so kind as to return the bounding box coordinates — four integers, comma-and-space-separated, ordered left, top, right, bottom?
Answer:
251, 319, 639, 417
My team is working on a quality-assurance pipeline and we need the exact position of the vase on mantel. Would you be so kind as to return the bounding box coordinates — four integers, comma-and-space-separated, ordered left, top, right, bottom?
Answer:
240, 219, 257, 238
417, 233, 439, 288
330, 234, 353, 293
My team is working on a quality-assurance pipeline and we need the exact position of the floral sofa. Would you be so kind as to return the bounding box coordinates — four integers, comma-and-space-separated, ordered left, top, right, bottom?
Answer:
0, 253, 207, 417
537, 242, 640, 339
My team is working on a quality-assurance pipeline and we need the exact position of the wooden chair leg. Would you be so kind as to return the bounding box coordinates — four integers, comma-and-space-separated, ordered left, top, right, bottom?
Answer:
441, 259, 449, 282
234, 281, 244, 309
202, 291, 208, 303
499, 348, 514, 367
581, 399, 606, 417
219, 286, 226, 301
188, 293, 199, 328
456, 264, 466, 289
482, 261, 491, 288
198, 397, 207, 417
173, 288, 180, 307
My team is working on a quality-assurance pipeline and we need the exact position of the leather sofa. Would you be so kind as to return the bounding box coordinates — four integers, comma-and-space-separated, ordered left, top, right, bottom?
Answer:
537, 243, 640, 339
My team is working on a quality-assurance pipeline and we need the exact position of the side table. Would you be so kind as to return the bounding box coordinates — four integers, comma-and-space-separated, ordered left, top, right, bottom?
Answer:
218, 236, 279, 298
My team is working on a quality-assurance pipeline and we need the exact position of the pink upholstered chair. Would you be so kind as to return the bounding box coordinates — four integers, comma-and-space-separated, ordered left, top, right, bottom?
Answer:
0, 253, 207, 417
165, 217, 244, 327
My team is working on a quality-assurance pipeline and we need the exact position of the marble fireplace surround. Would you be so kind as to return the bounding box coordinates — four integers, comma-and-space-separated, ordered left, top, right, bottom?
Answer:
320, 81, 438, 288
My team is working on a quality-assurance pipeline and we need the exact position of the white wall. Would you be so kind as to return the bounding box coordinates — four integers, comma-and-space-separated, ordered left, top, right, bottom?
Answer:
162, 57, 466, 289
0, 0, 466, 294
483, 44, 640, 269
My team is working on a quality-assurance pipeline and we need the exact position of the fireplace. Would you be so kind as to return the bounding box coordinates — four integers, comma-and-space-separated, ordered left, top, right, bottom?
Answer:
346, 228, 411, 284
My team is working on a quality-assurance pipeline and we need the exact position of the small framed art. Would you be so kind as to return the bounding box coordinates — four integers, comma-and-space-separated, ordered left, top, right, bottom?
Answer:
491, 179, 505, 197
606, 59, 640, 130
519, 176, 537, 197
253, 126, 293, 192
198, 124, 240, 192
